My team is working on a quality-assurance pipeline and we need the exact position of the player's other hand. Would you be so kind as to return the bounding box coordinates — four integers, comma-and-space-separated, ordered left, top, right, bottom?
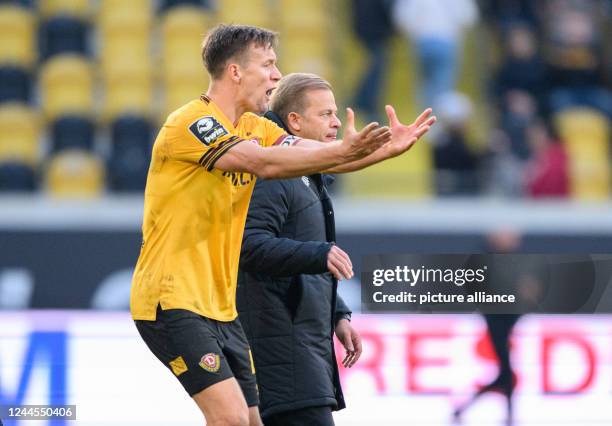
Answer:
335, 319, 362, 368
383, 106, 437, 157
340, 108, 392, 162
327, 245, 353, 281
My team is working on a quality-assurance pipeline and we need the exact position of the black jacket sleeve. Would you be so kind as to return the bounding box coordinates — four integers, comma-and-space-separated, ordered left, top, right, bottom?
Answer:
240, 179, 332, 277
334, 294, 352, 324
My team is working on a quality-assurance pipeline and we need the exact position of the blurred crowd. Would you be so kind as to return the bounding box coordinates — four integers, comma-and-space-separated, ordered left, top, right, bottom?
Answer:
352, 0, 612, 198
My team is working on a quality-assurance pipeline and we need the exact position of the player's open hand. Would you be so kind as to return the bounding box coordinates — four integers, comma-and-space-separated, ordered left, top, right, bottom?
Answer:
335, 319, 362, 368
341, 108, 392, 162
383, 106, 436, 157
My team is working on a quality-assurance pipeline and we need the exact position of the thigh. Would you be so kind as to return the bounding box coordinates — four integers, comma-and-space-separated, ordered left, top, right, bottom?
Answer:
221, 319, 260, 407
192, 377, 249, 425
264, 406, 334, 426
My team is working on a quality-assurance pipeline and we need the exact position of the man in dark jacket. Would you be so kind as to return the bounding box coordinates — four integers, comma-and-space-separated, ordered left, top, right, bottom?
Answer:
238, 73, 436, 425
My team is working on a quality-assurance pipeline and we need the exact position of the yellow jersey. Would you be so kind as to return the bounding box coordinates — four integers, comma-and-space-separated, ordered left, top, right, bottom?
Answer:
130, 95, 289, 321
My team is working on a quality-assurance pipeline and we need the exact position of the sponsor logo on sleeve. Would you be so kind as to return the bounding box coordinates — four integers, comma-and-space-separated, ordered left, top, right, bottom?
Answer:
189, 116, 229, 146
280, 135, 299, 147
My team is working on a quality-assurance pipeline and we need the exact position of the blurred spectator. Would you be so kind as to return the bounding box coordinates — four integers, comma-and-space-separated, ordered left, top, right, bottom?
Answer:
351, 0, 394, 123
523, 119, 569, 198
453, 229, 525, 426
393, 0, 478, 108
500, 91, 538, 160
543, 6, 612, 117
494, 23, 546, 111
483, 129, 525, 197
493, 22, 547, 161
479, 0, 540, 28
432, 92, 481, 195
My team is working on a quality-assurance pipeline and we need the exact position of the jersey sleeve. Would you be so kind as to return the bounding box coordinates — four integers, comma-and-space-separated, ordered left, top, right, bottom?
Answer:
170, 114, 244, 171
260, 116, 301, 147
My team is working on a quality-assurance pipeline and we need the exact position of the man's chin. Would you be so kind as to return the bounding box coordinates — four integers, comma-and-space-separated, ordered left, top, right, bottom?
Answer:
256, 102, 269, 115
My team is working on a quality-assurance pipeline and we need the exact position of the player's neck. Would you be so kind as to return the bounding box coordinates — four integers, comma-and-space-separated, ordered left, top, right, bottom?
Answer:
206, 84, 245, 126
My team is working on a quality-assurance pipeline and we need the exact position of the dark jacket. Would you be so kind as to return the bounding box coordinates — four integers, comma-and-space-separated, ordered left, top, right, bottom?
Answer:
352, 0, 395, 42
236, 112, 351, 418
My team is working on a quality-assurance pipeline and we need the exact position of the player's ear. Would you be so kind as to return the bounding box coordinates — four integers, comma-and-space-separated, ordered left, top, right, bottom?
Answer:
228, 63, 241, 83
287, 112, 301, 134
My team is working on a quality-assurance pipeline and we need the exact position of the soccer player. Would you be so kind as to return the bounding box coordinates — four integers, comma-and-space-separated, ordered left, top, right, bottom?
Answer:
130, 24, 434, 426
237, 73, 435, 425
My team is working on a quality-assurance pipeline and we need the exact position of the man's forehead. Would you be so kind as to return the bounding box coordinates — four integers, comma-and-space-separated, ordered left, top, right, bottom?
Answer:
305, 89, 336, 109
248, 44, 276, 60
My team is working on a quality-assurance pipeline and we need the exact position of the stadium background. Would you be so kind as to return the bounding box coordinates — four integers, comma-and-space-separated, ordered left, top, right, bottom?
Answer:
0, 0, 611, 424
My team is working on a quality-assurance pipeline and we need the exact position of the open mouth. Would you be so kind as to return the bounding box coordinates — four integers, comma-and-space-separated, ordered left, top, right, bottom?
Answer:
265, 88, 275, 97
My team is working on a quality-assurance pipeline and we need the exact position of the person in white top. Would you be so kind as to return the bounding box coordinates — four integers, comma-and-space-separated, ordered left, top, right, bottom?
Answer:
393, 0, 479, 107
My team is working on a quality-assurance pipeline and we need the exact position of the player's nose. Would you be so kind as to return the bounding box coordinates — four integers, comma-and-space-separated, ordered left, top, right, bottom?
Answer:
271, 65, 282, 81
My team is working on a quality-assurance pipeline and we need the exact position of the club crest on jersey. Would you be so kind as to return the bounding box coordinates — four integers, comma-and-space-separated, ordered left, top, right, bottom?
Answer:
199, 353, 221, 373
189, 116, 228, 146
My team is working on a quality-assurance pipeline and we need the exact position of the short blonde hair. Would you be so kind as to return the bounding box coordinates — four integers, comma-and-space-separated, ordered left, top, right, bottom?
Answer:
270, 73, 332, 123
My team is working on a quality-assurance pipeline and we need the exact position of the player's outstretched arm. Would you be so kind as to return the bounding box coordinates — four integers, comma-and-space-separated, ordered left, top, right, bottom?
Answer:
320, 106, 436, 173
214, 108, 391, 179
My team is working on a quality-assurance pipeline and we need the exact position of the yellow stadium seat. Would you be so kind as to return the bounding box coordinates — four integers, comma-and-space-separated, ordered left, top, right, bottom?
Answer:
98, 1, 152, 71
100, 37, 150, 76
98, 1, 152, 43
555, 108, 610, 200
46, 149, 105, 198
161, 6, 210, 42
103, 60, 154, 121
163, 42, 208, 80
0, 103, 40, 165
99, 15, 151, 41
98, 0, 152, 25
556, 108, 610, 144
280, 36, 331, 76
39, 0, 90, 19
40, 54, 94, 120
343, 142, 434, 199
217, 0, 271, 27
164, 74, 209, 117
99, 34, 151, 78
0, 5, 36, 67
161, 6, 210, 79
279, 0, 327, 29
161, 5, 210, 115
